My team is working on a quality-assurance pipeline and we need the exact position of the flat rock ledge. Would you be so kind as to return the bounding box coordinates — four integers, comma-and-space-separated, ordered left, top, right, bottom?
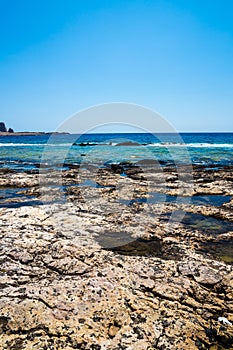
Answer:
0, 203, 232, 350
0, 165, 232, 349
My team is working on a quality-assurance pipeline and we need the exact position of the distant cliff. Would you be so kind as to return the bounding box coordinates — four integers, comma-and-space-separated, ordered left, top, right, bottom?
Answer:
0, 122, 14, 133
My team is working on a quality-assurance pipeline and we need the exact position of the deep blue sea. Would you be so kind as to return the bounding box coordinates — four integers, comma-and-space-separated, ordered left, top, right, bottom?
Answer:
0, 133, 232, 171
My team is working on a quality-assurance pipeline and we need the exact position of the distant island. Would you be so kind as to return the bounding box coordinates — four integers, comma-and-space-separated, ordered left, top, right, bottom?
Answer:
0, 121, 69, 136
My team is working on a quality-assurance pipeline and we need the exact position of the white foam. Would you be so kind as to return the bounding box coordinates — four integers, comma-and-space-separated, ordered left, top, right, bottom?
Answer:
0, 142, 232, 148
147, 143, 233, 148
0, 143, 71, 147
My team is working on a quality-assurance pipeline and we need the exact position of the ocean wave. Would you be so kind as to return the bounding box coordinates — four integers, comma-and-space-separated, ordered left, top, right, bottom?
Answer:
147, 143, 233, 148
0, 143, 72, 147
73, 142, 233, 147
0, 142, 232, 148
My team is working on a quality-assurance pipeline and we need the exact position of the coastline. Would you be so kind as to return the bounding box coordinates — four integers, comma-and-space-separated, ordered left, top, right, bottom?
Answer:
0, 161, 232, 348
0, 131, 69, 136
0, 131, 232, 136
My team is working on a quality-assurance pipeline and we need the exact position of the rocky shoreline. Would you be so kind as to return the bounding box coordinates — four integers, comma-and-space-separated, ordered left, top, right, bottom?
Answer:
0, 163, 232, 349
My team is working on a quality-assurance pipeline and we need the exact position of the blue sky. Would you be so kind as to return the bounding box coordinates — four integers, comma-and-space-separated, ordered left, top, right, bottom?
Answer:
0, 0, 233, 132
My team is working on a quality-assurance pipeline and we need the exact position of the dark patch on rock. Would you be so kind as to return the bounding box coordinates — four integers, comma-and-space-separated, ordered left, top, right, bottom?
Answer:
115, 141, 140, 146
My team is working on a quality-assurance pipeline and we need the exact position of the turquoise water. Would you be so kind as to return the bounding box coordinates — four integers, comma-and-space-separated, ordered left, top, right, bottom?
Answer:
0, 133, 232, 170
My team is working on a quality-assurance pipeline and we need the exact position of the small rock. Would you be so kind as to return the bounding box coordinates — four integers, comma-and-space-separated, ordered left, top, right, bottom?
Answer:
108, 325, 120, 337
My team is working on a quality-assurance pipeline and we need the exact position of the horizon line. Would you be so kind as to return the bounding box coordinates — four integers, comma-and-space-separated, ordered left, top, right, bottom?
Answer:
3, 130, 233, 135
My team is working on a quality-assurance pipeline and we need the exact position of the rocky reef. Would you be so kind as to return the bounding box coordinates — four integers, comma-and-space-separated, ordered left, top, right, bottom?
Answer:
0, 163, 232, 349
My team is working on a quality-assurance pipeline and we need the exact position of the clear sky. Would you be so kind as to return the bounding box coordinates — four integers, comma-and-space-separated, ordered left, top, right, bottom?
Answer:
0, 0, 233, 132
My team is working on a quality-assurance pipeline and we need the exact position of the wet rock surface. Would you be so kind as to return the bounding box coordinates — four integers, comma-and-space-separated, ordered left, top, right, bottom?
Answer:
0, 164, 232, 349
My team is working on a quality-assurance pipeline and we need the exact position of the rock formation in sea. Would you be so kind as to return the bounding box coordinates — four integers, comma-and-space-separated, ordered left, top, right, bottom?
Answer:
0, 122, 7, 132
0, 122, 14, 133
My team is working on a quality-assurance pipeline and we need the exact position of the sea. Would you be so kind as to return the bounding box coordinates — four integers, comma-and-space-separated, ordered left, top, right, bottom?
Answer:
0, 132, 232, 171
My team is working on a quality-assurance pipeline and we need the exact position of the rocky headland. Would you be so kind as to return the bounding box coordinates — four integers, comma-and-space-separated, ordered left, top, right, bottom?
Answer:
0, 121, 70, 136
0, 163, 232, 349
